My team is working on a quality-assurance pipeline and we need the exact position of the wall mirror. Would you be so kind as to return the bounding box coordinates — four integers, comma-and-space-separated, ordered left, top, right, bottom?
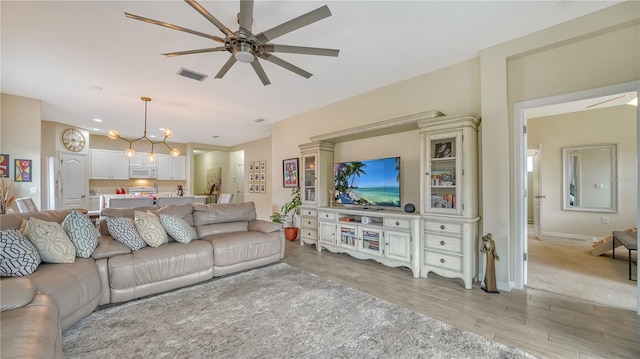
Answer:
562, 144, 617, 212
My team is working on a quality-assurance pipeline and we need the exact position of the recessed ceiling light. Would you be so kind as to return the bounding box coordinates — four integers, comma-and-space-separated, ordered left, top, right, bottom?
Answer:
92, 128, 100, 131
93, 118, 102, 122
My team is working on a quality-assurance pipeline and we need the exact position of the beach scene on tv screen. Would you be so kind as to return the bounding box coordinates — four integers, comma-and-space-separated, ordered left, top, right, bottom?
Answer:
334, 157, 400, 207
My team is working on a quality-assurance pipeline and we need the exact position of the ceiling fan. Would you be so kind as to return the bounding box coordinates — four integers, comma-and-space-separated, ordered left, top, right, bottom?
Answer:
125, 0, 340, 85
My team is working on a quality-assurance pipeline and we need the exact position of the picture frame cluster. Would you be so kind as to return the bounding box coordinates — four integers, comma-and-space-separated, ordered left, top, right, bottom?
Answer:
248, 160, 266, 194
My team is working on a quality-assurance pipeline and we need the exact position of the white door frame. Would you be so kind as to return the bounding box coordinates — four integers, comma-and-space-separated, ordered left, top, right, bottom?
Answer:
512, 81, 640, 312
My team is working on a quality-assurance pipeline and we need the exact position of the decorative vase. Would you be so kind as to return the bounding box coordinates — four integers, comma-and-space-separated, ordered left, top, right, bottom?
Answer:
284, 227, 299, 241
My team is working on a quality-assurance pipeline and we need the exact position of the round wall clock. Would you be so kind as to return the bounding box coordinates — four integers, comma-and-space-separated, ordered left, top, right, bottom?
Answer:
62, 128, 86, 152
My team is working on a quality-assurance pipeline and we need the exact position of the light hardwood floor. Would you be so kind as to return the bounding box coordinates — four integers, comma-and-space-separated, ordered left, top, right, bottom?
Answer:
283, 240, 640, 359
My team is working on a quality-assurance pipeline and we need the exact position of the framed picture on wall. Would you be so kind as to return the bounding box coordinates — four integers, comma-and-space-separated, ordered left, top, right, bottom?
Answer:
14, 159, 32, 182
248, 184, 254, 193
260, 183, 266, 193
0, 154, 9, 178
282, 158, 299, 188
260, 160, 266, 171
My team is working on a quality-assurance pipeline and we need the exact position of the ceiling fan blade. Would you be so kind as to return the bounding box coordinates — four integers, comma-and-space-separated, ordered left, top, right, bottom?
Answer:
260, 53, 312, 79
262, 44, 339, 57
251, 59, 271, 86
238, 0, 254, 33
255, 5, 332, 43
163, 47, 227, 57
124, 12, 225, 43
185, 0, 234, 37
215, 55, 237, 79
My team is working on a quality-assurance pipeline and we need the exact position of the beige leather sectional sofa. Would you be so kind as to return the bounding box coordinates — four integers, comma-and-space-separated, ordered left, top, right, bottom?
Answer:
0, 202, 283, 359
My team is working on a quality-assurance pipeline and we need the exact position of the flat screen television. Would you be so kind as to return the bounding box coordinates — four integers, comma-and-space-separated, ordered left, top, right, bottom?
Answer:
333, 156, 401, 208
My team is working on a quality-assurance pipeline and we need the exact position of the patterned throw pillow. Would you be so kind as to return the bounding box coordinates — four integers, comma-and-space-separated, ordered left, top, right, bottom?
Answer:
23, 218, 76, 263
0, 229, 41, 277
159, 214, 198, 244
107, 217, 147, 251
134, 211, 168, 248
61, 209, 98, 258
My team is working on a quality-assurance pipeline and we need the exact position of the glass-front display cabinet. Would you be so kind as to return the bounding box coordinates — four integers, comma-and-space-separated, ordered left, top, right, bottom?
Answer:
298, 141, 335, 206
302, 154, 317, 202
425, 132, 461, 215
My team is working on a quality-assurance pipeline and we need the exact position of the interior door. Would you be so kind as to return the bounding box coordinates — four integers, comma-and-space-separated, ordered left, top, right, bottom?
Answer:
60, 152, 87, 209
531, 147, 543, 240
235, 163, 245, 203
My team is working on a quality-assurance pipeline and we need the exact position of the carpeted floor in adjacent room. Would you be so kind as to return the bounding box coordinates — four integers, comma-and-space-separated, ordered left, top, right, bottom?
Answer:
527, 235, 637, 311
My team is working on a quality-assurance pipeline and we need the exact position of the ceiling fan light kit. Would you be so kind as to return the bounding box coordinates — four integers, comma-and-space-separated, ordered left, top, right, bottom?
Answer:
125, 0, 339, 85
108, 97, 181, 161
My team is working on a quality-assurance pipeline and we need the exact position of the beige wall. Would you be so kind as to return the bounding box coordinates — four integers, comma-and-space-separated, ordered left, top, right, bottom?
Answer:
240, 136, 272, 220
528, 105, 637, 239
271, 57, 481, 213
481, 1, 639, 288
1, 94, 42, 208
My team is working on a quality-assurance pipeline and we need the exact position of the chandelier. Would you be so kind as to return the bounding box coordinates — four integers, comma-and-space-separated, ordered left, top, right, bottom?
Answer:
107, 97, 180, 161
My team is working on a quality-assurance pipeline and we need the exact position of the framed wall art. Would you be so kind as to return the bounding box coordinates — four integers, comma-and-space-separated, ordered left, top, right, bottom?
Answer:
283, 158, 299, 188
14, 159, 32, 182
0, 154, 9, 178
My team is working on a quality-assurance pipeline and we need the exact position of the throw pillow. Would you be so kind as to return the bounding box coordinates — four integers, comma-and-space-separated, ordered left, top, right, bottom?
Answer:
106, 217, 147, 251
0, 229, 41, 277
23, 218, 76, 263
61, 209, 98, 258
134, 211, 168, 248
159, 214, 198, 244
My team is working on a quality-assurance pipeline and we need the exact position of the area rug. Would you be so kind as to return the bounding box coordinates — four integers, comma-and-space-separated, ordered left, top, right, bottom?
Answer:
63, 263, 535, 358
527, 236, 637, 311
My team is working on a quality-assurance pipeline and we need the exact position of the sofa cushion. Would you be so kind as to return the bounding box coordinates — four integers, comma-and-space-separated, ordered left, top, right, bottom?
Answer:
134, 211, 168, 248
0, 277, 35, 311
193, 202, 257, 226
150, 204, 194, 226
0, 230, 41, 277
61, 209, 98, 258
159, 214, 197, 244
196, 222, 248, 238
202, 231, 282, 268
91, 236, 132, 259
23, 218, 76, 263
106, 217, 147, 251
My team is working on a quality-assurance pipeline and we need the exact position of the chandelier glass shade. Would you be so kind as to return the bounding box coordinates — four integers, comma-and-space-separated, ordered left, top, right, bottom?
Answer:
108, 97, 180, 161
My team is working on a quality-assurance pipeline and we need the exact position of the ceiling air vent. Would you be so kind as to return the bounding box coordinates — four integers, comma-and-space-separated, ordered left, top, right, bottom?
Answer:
177, 68, 208, 82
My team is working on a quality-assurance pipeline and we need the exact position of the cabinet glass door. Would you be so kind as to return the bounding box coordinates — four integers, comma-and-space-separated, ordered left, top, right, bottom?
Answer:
302, 154, 317, 203
426, 132, 461, 214
337, 224, 357, 249
358, 227, 383, 256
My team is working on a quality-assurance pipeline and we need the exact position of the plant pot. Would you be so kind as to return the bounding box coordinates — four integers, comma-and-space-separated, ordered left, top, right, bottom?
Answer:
284, 227, 299, 241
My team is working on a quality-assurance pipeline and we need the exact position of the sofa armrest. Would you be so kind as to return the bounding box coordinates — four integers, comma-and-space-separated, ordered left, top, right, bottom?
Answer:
248, 220, 282, 234
91, 236, 132, 259
0, 277, 36, 312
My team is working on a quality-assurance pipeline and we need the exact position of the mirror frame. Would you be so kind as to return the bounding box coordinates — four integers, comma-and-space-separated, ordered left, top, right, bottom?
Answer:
562, 144, 617, 213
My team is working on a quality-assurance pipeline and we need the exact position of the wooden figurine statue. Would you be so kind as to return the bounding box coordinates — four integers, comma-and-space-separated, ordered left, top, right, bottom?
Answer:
481, 233, 500, 293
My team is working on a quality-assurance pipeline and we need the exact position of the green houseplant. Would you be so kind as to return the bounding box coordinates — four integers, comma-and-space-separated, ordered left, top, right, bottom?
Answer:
276, 186, 301, 241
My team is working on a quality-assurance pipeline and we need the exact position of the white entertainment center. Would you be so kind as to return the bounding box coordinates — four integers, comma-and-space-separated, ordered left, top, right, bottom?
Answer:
297, 110, 480, 289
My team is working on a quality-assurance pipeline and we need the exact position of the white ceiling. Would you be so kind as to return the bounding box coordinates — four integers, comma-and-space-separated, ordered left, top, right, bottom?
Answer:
1, 1, 622, 147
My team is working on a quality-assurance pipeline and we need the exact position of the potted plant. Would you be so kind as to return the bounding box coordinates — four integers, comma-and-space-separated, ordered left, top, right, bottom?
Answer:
278, 187, 302, 241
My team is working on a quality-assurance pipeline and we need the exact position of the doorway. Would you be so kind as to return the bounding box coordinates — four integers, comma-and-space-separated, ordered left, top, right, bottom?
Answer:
514, 81, 640, 313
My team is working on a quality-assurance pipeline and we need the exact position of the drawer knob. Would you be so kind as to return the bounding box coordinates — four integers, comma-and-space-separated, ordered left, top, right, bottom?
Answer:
440, 258, 445, 263
395, 221, 400, 226
440, 240, 445, 246
440, 225, 445, 230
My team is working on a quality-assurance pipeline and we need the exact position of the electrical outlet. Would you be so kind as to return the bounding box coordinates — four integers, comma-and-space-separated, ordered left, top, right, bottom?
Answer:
601, 217, 610, 224
30, 187, 37, 195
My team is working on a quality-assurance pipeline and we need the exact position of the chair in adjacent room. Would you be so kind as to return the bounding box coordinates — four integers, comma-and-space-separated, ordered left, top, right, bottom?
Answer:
217, 193, 234, 204
15, 197, 39, 213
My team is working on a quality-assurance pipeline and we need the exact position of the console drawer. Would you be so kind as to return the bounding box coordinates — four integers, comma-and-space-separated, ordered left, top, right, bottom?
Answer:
384, 217, 411, 230
300, 208, 318, 217
301, 229, 318, 240
318, 211, 335, 220
425, 234, 461, 253
425, 251, 462, 272
425, 221, 461, 235
302, 218, 318, 228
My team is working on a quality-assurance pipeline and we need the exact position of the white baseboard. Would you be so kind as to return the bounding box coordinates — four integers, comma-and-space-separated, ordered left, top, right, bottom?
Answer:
542, 231, 602, 242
